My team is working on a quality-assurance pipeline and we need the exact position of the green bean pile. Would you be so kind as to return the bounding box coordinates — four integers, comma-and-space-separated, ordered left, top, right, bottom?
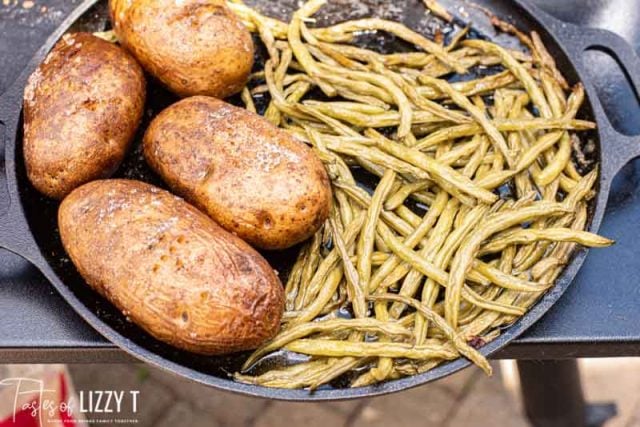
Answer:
229, 0, 613, 389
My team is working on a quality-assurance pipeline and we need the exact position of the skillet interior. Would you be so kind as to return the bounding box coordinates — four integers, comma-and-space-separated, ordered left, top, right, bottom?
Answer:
14, 0, 600, 398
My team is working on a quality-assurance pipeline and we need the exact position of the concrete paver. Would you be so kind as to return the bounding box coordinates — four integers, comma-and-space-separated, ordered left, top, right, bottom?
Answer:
68, 364, 174, 427
438, 368, 482, 398
255, 402, 348, 427
352, 384, 458, 427
147, 366, 269, 427
580, 358, 640, 427
53, 358, 640, 427
445, 366, 529, 427
623, 403, 640, 427
155, 402, 221, 427
324, 399, 365, 416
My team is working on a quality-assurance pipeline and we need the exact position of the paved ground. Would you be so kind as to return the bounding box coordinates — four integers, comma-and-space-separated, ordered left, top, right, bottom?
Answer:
1, 360, 638, 426
58, 358, 640, 427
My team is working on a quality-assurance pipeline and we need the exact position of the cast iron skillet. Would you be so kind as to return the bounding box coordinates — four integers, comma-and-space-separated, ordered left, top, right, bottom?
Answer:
0, 0, 639, 400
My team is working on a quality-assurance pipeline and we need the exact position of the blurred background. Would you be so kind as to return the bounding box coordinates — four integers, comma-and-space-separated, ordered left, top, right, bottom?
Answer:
2, 359, 639, 426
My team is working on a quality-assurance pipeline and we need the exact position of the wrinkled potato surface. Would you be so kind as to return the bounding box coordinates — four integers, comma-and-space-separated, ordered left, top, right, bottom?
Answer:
109, 0, 254, 98
144, 96, 332, 250
23, 32, 145, 199
58, 179, 284, 355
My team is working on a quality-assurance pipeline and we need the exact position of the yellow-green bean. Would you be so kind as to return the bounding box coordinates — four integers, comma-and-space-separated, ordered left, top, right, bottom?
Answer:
446, 202, 570, 328
330, 217, 367, 318
463, 39, 552, 118
370, 294, 492, 374
368, 130, 498, 204
419, 74, 513, 166
243, 317, 411, 370
416, 118, 594, 149
481, 227, 613, 255
286, 339, 459, 360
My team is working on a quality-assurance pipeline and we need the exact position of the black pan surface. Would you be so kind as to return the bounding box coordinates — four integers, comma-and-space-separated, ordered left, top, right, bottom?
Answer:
0, 0, 639, 400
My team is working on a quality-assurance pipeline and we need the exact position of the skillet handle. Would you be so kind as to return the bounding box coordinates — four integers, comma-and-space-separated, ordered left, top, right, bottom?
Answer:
0, 87, 42, 264
518, 0, 640, 186
563, 27, 640, 185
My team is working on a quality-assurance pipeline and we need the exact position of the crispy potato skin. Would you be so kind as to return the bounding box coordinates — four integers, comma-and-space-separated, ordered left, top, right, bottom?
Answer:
58, 179, 284, 355
23, 32, 145, 200
143, 96, 332, 250
109, 0, 253, 98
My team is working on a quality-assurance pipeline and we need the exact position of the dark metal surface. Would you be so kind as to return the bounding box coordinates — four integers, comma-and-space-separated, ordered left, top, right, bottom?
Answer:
518, 360, 617, 427
0, 0, 639, 400
519, 360, 589, 427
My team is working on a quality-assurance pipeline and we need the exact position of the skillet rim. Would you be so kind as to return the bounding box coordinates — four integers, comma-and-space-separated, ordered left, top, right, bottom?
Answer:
0, 0, 618, 400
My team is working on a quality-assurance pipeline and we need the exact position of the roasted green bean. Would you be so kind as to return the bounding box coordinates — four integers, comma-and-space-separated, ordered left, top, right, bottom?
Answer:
231, 0, 610, 390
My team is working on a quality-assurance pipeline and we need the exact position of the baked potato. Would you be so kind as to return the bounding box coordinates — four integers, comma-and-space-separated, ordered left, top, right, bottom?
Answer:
58, 179, 284, 355
143, 96, 332, 250
109, 0, 253, 98
23, 32, 145, 200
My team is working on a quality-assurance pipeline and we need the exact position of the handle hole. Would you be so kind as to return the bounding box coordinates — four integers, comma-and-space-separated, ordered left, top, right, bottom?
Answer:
583, 47, 640, 136
608, 159, 640, 208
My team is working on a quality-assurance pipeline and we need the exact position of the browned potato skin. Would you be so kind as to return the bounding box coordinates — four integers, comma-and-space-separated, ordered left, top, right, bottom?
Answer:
23, 32, 145, 200
143, 96, 332, 250
58, 179, 284, 355
109, 0, 254, 98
